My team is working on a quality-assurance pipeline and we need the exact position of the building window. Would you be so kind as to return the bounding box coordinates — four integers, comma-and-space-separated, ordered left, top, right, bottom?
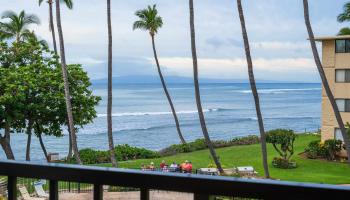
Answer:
336, 99, 350, 112
335, 69, 350, 82
334, 128, 344, 141
335, 39, 350, 53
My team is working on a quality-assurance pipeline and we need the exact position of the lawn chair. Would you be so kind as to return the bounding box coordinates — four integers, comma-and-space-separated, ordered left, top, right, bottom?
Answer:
33, 182, 49, 198
18, 186, 46, 200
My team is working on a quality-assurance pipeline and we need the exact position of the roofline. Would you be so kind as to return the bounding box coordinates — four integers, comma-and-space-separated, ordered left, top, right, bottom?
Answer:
313, 35, 350, 41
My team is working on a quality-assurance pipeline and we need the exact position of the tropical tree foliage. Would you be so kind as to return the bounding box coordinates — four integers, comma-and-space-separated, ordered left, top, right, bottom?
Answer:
133, 5, 187, 144
337, 2, 350, 35
0, 10, 40, 42
0, 39, 100, 161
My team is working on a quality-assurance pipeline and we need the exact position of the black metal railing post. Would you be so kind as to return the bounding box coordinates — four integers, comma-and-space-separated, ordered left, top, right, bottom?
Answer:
7, 176, 16, 200
140, 188, 149, 200
49, 180, 58, 200
93, 184, 103, 200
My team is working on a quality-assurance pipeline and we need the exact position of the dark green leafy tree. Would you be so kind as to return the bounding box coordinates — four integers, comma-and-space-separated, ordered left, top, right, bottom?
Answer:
337, 2, 350, 35
266, 129, 296, 161
188, 0, 223, 173
133, 5, 187, 144
0, 40, 100, 161
0, 10, 40, 42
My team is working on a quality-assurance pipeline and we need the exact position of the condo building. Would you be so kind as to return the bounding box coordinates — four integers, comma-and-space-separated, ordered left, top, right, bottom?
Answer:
316, 35, 350, 142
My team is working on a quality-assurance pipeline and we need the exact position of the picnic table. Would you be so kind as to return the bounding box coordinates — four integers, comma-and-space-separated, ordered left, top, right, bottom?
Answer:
196, 168, 219, 176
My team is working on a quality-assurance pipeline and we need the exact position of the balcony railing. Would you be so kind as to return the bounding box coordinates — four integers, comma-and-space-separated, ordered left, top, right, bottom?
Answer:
0, 160, 349, 200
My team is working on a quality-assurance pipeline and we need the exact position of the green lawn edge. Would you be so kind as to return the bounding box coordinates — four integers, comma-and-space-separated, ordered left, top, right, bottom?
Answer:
97, 134, 350, 185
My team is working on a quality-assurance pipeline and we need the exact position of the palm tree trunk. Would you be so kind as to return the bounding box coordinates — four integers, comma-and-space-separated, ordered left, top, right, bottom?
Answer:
0, 124, 15, 160
48, 0, 58, 55
55, 0, 82, 164
25, 120, 34, 161
151, 35, 187, 144
67, 123, 72, 160
107, 0, 117, 167
189, 0, 223, 173
303, 0, 350, 165
237, 0, 270, 178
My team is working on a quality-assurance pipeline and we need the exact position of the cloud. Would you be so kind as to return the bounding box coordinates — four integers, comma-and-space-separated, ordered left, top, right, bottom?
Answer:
147, 57, 317, 81
251, 41, 309, 51
1, 0, 346, 81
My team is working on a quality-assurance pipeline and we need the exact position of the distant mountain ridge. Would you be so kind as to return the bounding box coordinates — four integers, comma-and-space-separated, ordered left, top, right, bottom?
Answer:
91, 75, 314, 85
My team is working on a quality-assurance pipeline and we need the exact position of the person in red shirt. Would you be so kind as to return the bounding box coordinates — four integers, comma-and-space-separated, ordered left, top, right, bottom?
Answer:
160, 160, 166, 169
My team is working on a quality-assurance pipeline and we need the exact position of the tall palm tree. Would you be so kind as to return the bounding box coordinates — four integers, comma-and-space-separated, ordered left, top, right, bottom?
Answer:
39, 0, 58, 54
303, 0, 350, 165
0, 10, 40, 42
188, 0, 223, 173
133, 5, 187, 144
236, 0, 270, 178
106, 0, 117, 167
55, 0, 82, 164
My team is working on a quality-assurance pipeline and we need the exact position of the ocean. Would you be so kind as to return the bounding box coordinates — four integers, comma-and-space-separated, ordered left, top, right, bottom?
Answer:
3, 83, 322, 161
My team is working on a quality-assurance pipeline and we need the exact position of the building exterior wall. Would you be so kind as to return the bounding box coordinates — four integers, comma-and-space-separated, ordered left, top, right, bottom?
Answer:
321, 40, 350, 142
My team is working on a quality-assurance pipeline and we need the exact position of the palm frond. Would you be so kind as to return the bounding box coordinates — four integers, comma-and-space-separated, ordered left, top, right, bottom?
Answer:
338, 2, 350, 22
133, 4, 163, 35
24, 14, 41, 25
1, 10, 17, 19
62, 0, 73, 9
38, 0, 45, 6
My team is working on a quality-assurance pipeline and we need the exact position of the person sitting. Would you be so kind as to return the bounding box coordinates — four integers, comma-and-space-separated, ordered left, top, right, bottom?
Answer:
170, 162, 178, 168
180, 161, 187, 172
169, 162, 178, 172
148, 162, 155, 170
141, 164, 146, 171
160, 160, 166, 169
183, 160, 193, 173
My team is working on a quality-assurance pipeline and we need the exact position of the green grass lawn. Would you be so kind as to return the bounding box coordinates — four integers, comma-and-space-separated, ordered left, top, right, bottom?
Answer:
99, 134, 350, 185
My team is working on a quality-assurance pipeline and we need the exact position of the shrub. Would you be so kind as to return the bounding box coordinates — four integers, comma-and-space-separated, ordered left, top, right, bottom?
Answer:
266, 129, 296, 160
272, 157, 297, 169
159, 135, 260, 157
266, 129, 296, 168
305, 139, 343, 160
114, 144, 160, 161
324, 139, 343, 160
305, 140, 321, 159
77, 145, 160, 164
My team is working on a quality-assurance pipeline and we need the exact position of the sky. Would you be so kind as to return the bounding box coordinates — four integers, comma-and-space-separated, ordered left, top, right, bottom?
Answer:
1, 0, 349, 82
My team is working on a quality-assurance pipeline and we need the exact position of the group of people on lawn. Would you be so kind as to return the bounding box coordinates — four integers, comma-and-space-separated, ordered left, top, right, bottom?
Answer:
141, 160, 193, 173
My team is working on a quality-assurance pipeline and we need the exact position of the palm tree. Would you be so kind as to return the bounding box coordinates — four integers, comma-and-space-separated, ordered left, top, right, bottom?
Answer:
236, 0, 270, 178
39, 0, 58, 54
106, 0, 117, 167
133, 5, 187, 144
55, 0, 82, 164
188, 0, 223, 173
337, 2, 350, 35
303, 0, 350, 165
0, 10, 40, 42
